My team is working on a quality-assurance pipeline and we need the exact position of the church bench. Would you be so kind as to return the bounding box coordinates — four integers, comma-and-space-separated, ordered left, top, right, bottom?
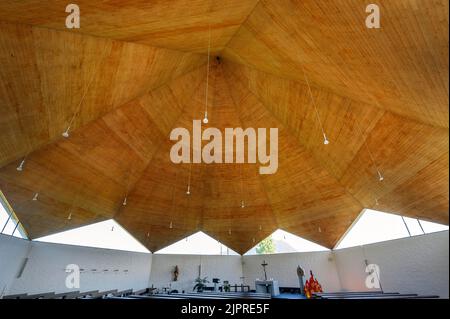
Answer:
185, 292, 270, 297
171, 292, 270, 297
395, 295, 440, 299
23, 292, 56, 299
53, 291, 81, 299
128, 294, 189, 300
85, 289, 118, 299
2, 293, 28, 299
313, 291, 385, 297
324, 293, 417, 299
151, 293, 240, 300
113, 289, 133, 297
313, 292, 388, 298
76, 290, 99, 298
151, 292, 271, 300
329, 294, 440, 299
280, 287, 302, 294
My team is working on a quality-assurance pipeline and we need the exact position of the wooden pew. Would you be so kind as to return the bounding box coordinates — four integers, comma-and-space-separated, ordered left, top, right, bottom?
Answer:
23, 292, 56, 299
84, 289, 118, 299
53, 291, 81, 299
128, 294, 187, 300
76, 290, 99, 299
396, 295, 440, 299
141, 292, 271, 300
328, 294, 439, 299
113, 289, 133, 297
318, 293, 403, 299
177, 292, 271, 299
313, 291, 384, 297
2, 293, 28, 299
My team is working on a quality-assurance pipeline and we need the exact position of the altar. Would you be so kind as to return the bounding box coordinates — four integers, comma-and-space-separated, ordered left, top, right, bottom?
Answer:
255, 260, 280, 296
255, 280, 280, 296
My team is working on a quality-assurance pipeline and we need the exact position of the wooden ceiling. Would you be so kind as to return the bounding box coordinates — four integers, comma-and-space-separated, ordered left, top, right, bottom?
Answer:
0, 0, 260, 53
0, 1, 448, 254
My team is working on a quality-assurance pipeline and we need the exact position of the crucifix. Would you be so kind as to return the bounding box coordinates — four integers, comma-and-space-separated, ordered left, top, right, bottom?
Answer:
261, 260, 268, 281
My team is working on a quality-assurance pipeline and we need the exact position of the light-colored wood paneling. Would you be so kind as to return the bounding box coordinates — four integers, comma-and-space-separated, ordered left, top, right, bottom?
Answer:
0, 1, 447, 252
0, 0, 260, 53
224, 66, 363, 249
0, 21, 205, 169
115, 65, 214, 252
0, 67, 205, 238
224, 61, 449, 228
223, 0, 449, 127
376, 152, 449, 224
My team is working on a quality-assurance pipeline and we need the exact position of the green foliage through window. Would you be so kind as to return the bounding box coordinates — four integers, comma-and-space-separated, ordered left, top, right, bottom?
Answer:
256, 236, 275, 254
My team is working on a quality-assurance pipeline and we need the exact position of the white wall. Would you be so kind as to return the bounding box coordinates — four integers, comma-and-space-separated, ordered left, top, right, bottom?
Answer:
0, 234, 31, 296
150, 254, 243, 293
334, 231, 449, 298
1, 231, 448, 298
242, 251, 342, 292
0, 236, 152, 295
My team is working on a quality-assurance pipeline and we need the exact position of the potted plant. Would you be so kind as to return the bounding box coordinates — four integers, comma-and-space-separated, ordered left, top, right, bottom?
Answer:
193, 276, 209, 293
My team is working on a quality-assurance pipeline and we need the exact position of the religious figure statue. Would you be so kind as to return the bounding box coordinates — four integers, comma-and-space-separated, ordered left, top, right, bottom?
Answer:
297, 265, 305, 295
173, 265, 179, 282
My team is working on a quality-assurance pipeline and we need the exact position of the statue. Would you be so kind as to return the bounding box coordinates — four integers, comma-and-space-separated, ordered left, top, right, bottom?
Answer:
173, 265, 179, 282
297, 266, 305, 295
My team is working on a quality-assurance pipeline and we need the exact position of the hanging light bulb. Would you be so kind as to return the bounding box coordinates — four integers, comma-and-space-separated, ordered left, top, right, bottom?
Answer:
203, 27, 211, 125
147, 232, 150, 238
169, 221, 173, 229
67, 212, 72, 220
375, 198, 379, 206
323, 133, 330, 145
252, 238, 256, 243
228, 229, 232, 235
259, 225, 262, 231
186, 185, 191, 195
241, 200, 245, 209
122, 197, 127, 206
318, 226, 322, 233
32, 193, 39, 201
377, 170, 384, 182
17, 158, 26, 171
62, 127, 70, 138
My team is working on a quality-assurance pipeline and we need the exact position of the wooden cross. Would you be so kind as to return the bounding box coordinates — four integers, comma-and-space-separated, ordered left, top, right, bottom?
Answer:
261, 260, 268, 281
